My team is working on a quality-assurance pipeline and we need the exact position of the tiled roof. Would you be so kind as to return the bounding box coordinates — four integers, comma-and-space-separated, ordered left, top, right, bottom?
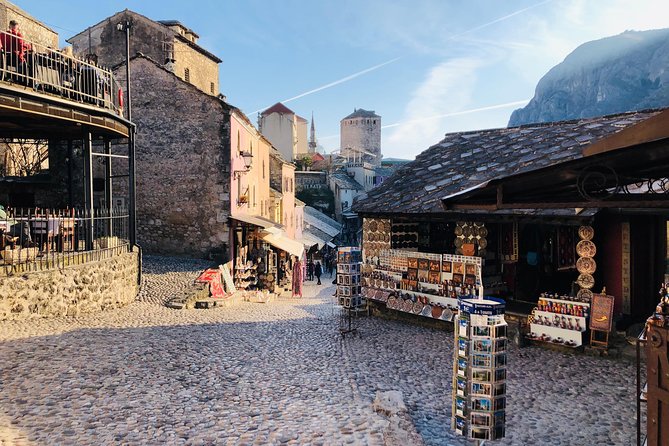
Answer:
304, 206, 342, 237
331, 172, 364, 191
343, 109, 380, 120
262, 102, 295, 116
374, 166, 396, 178
354, 109, 663, 215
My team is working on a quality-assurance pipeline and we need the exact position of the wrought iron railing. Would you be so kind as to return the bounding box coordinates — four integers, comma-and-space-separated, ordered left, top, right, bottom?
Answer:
0, 30, 124, 117
0, 206, 129, 274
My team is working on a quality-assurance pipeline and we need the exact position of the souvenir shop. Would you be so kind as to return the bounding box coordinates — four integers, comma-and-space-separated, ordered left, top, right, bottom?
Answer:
358, 208, 668, 349
230, 217, 304, 295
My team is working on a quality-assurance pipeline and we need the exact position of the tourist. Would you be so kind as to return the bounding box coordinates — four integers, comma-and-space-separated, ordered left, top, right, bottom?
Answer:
2, 20, 31, 74
315, 261, 323, 285
307, 259, 314, 281
0, 205, 32, 248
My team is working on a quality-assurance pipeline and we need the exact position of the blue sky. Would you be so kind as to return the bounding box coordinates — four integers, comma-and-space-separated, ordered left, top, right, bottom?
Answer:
17, 0, 669, 159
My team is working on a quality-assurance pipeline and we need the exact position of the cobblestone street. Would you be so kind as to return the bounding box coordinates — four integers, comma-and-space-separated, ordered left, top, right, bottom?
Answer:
0, 256, 638, 445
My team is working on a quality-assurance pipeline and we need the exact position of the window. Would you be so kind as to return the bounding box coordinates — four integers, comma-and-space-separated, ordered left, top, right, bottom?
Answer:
184, 68, 190, 83
210, 82, 215, 94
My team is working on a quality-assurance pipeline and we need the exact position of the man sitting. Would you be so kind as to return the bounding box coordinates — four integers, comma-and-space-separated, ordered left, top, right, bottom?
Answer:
0, 205, 32, 248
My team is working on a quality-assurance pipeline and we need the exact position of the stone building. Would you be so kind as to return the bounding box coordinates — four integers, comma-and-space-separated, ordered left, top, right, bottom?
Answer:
259, 102, 308, 162
111, 54, 231, 258
340, 108, 382, 166
295, 171, 327, 192
0, 0, 58, 48
67, 10, 221, 96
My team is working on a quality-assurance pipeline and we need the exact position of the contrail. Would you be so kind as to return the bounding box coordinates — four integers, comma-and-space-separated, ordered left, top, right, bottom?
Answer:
251, 57, 401, 115
317, 100, 530, 140
447, 0, 554, 40
250, 0, 550, 115
381, 100, 530, 129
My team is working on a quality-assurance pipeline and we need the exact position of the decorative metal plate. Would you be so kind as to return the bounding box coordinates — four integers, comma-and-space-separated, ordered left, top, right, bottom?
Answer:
576, 257, 597, 274
578, 225, 594, 241
576, 240, 597, 258
576, 273, 595, 289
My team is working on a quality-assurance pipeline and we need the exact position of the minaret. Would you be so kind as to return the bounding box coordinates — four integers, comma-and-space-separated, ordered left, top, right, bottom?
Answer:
308, 112, 317, 153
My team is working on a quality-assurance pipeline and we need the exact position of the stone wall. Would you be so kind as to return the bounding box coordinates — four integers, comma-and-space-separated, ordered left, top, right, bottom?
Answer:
340, 117, 382, 166
0, 250, 140, 321
68, 10, 219, 97
0, 0, 58, 48
114, 56, 231, 259
173, 39, 219, 96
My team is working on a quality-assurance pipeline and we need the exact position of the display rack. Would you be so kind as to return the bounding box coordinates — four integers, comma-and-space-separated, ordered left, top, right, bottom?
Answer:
337, 247, 363, 337
452, 297, 507, 442
362, 249, 484, 322
527, 295, 591, 348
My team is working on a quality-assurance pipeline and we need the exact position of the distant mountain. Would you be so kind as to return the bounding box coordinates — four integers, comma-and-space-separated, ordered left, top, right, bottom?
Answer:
509, 28, 669, 127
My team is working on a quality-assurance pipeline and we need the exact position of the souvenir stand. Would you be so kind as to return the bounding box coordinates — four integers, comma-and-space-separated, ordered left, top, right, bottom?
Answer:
453, 297, 507, 442
525, 225, 596, 349
336, 247, 363, 337
362, 249, 483, 323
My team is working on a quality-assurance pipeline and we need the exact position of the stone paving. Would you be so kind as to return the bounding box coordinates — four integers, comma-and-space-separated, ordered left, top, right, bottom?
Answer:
0, 256, 639, 445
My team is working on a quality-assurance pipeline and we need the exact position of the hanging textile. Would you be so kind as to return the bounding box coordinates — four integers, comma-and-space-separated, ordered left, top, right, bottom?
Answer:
292, 259, 304, 297
499, 222, 518, 263
557, 226, 577, 270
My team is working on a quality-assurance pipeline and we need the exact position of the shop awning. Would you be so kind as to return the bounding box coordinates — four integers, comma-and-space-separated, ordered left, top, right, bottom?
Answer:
261, 232, 305, 258
299, 231, 327, 249
231, 214, 278, 229
327, 241, 337, 248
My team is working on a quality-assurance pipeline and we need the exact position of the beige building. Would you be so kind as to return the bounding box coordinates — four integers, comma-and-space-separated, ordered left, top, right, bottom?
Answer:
259, 102, 308, 162
67, 10, 221, 96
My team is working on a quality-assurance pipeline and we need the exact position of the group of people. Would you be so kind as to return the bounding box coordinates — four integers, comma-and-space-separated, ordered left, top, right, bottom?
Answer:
0, 205, 33, 248
306, 259, 323, 285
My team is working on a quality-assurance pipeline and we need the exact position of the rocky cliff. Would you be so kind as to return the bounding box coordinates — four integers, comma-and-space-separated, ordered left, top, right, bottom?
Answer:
509, 28, 669, 127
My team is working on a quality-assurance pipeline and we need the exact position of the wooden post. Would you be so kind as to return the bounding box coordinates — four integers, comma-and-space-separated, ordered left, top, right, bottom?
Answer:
646, 324, 669, 446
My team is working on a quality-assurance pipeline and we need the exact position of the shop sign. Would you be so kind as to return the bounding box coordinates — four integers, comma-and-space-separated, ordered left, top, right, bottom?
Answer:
590, 293, 614, 332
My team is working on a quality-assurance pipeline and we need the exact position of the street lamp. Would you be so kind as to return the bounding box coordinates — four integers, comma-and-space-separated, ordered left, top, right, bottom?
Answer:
233, 151, 254, 178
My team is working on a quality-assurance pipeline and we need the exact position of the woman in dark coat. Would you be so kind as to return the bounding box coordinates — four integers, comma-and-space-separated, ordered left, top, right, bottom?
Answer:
315, 261, 323, 285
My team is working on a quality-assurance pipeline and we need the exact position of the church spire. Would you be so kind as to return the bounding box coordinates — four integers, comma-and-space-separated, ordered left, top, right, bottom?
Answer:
309, 112, 317, 153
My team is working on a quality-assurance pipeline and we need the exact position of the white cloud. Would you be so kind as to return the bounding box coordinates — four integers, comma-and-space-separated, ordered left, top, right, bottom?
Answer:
385, 57, 485, 157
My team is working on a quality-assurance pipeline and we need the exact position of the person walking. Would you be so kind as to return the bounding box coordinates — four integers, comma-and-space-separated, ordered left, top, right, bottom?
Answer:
307, 260, 314, 281
315, 261, 323, 285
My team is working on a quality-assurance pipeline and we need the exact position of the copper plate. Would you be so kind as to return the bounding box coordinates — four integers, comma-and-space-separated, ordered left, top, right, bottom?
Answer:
454, 225, 463, 236
369, 220, 378, 232
431, 305, 443, 319
576, 240, 597, 258
478, 238, 488, 249
576, 273, 595, 289
463, 225, 473, 237
576, 288, 593, 301
478, 226, 489, 238
576, 257, 597, 274
387, 297, 396, 309
578, 225, 594, 241
454, 237, 464, 248
403, 299, 413, 313
412, 302, 423, 314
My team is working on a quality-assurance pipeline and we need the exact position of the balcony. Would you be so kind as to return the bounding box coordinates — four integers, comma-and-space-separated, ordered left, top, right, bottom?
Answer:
0, 30, 129, 138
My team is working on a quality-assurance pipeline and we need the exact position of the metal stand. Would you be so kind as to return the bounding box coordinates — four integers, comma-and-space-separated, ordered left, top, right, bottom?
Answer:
339, 306, 360, 338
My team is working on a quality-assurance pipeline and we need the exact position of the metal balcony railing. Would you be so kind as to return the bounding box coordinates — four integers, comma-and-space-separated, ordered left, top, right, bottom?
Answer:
0, 30, 124, 117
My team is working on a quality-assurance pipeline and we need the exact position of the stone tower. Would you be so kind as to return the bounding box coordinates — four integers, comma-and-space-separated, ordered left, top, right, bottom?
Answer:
308, 112, 317, 154
340, 108, 381, 166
